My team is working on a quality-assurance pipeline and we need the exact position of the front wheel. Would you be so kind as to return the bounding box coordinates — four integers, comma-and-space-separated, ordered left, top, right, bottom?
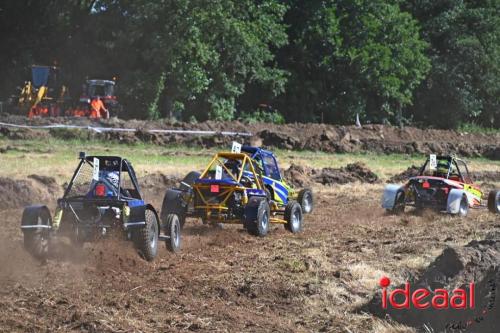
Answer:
297, 189, 313, 214
133, 209, 159, 261
244, 198, 270, 237
285, 201, 303, 233
165, 213, 181, 253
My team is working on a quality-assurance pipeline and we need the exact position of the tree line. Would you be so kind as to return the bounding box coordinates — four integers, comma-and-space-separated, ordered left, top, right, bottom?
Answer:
0, 0, 498, 128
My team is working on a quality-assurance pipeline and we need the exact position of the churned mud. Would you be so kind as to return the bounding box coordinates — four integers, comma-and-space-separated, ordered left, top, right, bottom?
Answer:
1, 115, 499, 158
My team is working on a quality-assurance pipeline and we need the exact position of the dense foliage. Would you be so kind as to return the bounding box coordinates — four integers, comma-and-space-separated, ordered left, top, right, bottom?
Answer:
0, 0, 498, 128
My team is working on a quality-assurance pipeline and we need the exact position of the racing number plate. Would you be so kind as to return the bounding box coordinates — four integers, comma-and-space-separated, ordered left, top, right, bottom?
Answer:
93, 157, 100, 181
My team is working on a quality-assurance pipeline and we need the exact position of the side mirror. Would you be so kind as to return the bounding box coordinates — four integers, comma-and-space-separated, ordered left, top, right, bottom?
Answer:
79, 151, 86, 159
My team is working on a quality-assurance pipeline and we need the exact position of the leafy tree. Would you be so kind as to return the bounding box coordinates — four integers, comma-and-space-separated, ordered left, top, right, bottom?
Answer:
404, 0, 500, 128
95, 0, 288, 120
278, 0, 430, 124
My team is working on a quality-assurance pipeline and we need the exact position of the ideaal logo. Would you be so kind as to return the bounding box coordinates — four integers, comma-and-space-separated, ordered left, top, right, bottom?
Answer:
379, 275, 498, 331
379, 276, 475, 310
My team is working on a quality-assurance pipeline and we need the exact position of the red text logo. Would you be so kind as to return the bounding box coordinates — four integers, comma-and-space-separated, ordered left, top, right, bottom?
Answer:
380, 276, 475, 310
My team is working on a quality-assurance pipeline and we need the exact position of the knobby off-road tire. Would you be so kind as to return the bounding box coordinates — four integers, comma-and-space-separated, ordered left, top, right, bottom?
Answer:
284, 200, 303, 233
161, 190, 187, 229
23, 209, 51, 261
182, 171, 201, 187
244, 197, 270, 237
457, 194, 469, 217
297, 189, 313, 214
161, 171, 200, 230
388, 190, 405, 215
488, 190, 500, 214
165, 213, 181, 253
133, 209, 159, 261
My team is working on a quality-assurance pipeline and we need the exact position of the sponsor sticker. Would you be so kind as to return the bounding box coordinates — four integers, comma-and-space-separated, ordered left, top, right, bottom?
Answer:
93, 157, 100, 181
215, 165, 223, 180
429, 154, 437, 170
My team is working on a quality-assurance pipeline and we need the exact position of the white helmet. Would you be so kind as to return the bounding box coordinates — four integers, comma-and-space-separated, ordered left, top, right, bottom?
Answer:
105, 171, 120, 189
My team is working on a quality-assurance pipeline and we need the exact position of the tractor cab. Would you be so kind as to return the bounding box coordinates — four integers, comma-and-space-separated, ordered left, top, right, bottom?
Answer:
85, 79, 116, 100
76, 79, 120, 117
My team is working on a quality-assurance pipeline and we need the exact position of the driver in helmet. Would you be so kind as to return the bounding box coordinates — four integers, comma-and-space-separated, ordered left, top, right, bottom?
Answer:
88, 170, 120, 197
435, 159, 451, 178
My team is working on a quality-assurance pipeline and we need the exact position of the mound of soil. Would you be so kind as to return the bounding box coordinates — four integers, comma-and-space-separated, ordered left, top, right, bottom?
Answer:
137, 172, 180, 207
1, 115, 499, 159
284, 162, 379, 187
0, 175, 62, 210
388, 165, 420, 183
363, 235, 500, 332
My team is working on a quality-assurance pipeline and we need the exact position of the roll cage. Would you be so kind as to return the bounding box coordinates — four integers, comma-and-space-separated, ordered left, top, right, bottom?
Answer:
192, 152, 266, 214
241, 146, 282, 181
63, 155, 143, 201
197, 152, 264, 187
418, 155, 472, 184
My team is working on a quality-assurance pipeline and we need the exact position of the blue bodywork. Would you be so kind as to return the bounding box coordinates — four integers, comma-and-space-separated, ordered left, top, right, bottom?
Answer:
242, 146, 290, 204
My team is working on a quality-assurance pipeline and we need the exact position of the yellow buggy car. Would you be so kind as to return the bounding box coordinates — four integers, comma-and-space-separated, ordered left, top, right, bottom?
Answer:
161, 151, 304, 237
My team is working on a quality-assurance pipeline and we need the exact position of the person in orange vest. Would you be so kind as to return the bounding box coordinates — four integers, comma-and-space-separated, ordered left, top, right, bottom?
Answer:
90, 97, 109, 119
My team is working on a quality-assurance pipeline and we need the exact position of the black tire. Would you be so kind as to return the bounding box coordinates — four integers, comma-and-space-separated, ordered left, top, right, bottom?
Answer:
458, 194, 469, 217
161, 189, 187, 229
388, 190, 405, 214
165, 213, 181, 253
297, 189, 313, 214
182, 171, 201, 187
488, 190, 500, 214
284, 200, 303, 233
23, 208, 51, 260
244, 197, 270, 237
133, 209, 159, 261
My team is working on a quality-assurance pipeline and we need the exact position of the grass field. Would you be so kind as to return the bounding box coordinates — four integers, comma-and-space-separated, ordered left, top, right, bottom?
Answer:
1, 137, 498, 183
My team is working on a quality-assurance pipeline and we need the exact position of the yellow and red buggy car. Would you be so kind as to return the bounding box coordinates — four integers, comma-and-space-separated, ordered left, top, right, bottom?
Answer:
383, 155, 500, 216
161, 150, 305, 237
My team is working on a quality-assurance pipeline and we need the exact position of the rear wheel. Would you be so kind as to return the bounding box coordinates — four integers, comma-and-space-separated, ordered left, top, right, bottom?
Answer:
181, 171, 201, 188
388, 190, 405, 214
23, 209, 51, 260
488, 190, 500, 214
458, 195, 469, 217
161, 189, 187, 229
165, 213, 181, 253
285, 201, 303, 233
297, 189, 313, 214
133, 209, 159, 261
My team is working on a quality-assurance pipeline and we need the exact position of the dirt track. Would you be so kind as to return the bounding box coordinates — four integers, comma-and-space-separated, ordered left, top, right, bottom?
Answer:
1, 174, 499, 332
1, 115, 499, 158
0, 117, 499, 332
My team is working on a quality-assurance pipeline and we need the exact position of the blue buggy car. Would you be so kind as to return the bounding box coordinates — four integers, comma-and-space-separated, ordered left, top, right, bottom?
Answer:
20, 153, 180, 261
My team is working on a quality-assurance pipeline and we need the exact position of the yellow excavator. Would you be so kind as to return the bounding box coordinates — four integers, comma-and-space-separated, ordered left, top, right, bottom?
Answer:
17, 65, 69, 117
